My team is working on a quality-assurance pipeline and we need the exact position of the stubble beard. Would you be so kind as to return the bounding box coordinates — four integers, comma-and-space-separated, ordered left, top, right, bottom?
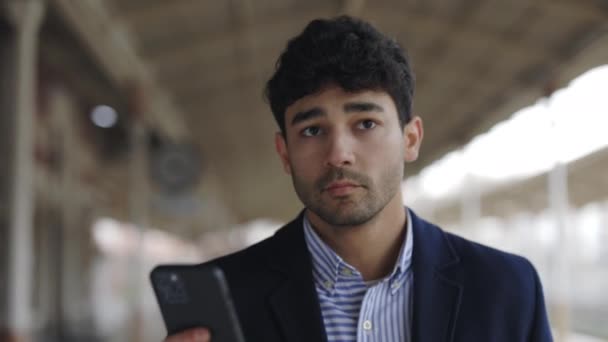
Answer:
292, 163, 403, 227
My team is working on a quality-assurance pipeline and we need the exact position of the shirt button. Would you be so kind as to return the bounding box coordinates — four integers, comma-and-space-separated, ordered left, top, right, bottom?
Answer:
324, 280, 333, 289
341, 268, 352, 276
392, 281, 401, 289
363, 320, 372, 330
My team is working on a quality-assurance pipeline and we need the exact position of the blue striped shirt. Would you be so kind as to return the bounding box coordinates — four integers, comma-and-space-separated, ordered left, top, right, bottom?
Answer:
303, 209, 414, 342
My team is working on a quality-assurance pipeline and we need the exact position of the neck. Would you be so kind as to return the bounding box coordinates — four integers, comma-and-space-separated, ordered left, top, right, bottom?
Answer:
306, 193, 407, 281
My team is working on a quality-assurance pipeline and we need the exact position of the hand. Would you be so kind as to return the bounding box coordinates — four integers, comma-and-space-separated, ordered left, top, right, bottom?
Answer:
164, 327, 211, 342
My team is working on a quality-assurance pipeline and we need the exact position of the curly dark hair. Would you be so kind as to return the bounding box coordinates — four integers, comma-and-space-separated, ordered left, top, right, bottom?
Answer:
264, 15, 415, 134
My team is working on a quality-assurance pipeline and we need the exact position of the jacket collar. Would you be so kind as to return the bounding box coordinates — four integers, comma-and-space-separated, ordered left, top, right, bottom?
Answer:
264, 209, 463, 342
265, 210, 328, 342
410, 209, 463, 342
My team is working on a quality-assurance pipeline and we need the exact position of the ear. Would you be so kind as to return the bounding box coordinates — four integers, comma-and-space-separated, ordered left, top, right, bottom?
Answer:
403, 116, 424, 162
275, 132, 292, 175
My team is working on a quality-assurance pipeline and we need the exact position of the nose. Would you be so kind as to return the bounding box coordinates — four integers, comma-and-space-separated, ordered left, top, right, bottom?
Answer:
325, 130, 355, 168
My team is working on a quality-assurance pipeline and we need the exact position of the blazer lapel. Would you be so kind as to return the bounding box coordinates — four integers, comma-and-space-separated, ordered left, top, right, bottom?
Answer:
265, 213, 327, 342
262, 209, 463, 342
410, 210, 463, 342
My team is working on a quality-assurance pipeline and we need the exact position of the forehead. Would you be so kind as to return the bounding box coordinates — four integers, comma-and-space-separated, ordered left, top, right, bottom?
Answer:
284, 85, 396, 120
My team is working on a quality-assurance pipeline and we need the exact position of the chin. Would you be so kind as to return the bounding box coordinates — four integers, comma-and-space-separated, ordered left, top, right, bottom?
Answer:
316, 203, 378, 227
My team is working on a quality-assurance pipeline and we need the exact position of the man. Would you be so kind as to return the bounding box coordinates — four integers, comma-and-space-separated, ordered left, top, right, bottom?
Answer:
167, 16, 552, 342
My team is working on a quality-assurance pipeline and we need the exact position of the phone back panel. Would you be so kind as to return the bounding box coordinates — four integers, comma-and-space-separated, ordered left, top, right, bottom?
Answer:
150, 264, 245, 342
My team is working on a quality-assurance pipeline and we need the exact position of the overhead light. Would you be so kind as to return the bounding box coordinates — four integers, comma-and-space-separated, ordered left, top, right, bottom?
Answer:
91, 105, 118, 128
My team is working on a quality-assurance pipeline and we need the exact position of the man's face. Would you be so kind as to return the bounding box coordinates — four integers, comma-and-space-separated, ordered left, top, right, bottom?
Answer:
275, 84, 423, 226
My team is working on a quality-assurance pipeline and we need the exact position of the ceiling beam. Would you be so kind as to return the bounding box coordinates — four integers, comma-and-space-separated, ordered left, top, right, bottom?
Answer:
118, 0, 207, 29
542, 0, 607, 22
341, 0, 366, 16
162, 3, 583, 87
230, 0, 263, 91
164, 5, 563, 106
125, 1, 605, 77
424, 25, 601, 162
50, 0, 188, 140
142, 5, 336, 66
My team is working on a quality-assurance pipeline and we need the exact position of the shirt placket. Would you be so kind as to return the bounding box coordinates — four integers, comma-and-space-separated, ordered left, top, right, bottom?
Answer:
357, 284, 379, 342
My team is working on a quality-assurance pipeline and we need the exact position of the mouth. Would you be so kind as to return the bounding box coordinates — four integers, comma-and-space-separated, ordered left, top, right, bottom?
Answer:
323, 181, 361, 196
324, 181, 359, 190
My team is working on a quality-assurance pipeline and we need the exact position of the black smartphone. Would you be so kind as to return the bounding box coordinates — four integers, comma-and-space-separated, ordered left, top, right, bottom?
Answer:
150, 264, 245, 342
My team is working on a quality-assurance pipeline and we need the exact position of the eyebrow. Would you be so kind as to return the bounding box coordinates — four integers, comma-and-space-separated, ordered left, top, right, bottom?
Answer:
344, 101, 385, 113
290, 101, 385, 126
291, 107, 325, 126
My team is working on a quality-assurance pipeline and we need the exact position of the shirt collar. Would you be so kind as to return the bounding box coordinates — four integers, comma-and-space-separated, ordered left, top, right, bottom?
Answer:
303, 207, 414, 293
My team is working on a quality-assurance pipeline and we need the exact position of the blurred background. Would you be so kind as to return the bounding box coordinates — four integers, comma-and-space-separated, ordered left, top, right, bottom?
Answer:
1, 0, 607, 341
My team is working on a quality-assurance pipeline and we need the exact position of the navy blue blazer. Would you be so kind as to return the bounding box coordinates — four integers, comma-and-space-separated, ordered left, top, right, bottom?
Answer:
208, 210, 553, 341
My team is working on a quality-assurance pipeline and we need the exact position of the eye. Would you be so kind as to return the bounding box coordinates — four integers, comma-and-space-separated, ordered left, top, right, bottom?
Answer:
357, 120, 376, 130
301, 126, 322, 137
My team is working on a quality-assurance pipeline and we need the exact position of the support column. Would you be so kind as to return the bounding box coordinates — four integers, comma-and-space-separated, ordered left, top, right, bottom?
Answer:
127, 84, 150, 342
0, 11, 17, 337
544, 95, 571, 342
548, 162, 571, 341
53, 86, 90, 339
461, 173, 482, 231
2, 0, 46, 340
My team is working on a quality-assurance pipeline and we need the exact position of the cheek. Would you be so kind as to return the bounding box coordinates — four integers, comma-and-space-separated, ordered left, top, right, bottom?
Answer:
288, 148, 320, 178
289, 140, 324, 163
364, 130, 404, 159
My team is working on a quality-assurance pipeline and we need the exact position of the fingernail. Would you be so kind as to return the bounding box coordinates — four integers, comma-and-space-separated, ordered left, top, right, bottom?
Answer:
195, 329, 209, 341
